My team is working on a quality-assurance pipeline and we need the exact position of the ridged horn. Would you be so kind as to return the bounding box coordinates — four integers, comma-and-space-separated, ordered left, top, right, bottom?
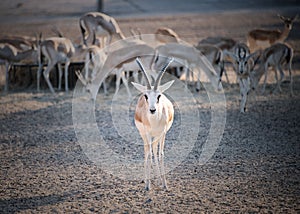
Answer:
154, 57, 174, 91
136, 57, 151, 90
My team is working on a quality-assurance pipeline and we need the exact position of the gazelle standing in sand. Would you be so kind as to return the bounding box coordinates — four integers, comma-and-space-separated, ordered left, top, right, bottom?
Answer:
247, 14, 298, 53
224, 42, 253, 85
79, 12, 125, 47
132, 57, 174, 191
225, 49, 257, 113
250, 42, 294, 96
37, 37, 86, 93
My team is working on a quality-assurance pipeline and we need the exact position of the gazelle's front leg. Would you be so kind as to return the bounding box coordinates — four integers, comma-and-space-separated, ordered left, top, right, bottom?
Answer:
5, 61, 11, 92
262, 63, 269, 94
152, 140, 161, 186
287, 62, 293, 96
159, 134, 167, 189
141, 134, 152, 191
37, 61, 43, 92
239, 77, 250, 113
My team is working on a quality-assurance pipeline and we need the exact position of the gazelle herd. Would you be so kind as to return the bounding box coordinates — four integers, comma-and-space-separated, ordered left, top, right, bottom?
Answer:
0, 12, 298, 112
0, 11, 298, 190
1, 12, 297, 104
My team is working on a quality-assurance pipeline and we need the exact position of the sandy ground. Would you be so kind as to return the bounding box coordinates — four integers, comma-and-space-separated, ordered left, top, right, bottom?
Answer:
0, 1, 300, 213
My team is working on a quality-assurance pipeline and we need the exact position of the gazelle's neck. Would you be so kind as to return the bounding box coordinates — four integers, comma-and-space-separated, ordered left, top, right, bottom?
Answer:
279, 25, 291, 42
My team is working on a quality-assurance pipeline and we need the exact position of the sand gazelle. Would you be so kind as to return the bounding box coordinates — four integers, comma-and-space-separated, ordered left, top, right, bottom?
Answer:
225, 50, 258, 113
195, 44, 225, 89
0, 42, 38, 91
79, 12, 125, 47
224, 42, 252, 84
132, 57, 174, 191
247, 14, 298, 53
37, 37, 86, 93
250, 43, 294, 96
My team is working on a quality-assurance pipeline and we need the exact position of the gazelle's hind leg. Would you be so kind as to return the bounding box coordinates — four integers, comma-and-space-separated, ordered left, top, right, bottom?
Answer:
64, 60, 71, 92
114, 69, 122, 96
273, 65, 284, 94
43, 61, 56, 93
288, 61, 294, 96
261, 63, 269, 94
57, 63, 63, 91
5, 61, 11, 92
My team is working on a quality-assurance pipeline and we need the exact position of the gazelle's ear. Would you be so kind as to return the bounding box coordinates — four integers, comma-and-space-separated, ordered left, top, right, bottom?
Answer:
158, 80, 175, 93
223, 50, 238, 61
293, 14, 299, 21
131, 82, 147, 93
245, 52, 257, 61
278, 14, 285, 21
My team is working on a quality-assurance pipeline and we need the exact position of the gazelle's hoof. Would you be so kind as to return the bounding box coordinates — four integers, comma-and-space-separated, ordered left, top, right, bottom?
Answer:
145, 182, 151, 191
162, 185, 168, 190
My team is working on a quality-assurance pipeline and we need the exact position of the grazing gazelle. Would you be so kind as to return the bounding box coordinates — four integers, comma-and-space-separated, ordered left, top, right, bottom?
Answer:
79, 12, 125, 47
195, 44, 225, 89
250, 43, 294, 96
247, 14, 298, 53
0, 42, 38, 91
132, 57, 174, 191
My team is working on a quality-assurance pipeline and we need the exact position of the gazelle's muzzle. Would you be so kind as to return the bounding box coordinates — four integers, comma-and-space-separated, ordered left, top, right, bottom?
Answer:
150, 108, 156, 114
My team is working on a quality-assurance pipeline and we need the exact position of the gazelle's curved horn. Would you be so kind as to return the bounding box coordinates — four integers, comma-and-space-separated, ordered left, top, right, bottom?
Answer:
136, 57, 151, 90
154, 57, 174, 91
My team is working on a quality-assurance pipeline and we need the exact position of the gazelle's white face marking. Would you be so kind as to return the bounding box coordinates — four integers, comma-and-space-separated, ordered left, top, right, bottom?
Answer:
132, 80, 174, 115
236, 58, 249, 75
143, 90, 162, 114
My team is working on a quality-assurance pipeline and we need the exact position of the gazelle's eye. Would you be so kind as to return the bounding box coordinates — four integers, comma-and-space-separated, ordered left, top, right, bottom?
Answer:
157, 94, 161, 103
144, 94, 148, 101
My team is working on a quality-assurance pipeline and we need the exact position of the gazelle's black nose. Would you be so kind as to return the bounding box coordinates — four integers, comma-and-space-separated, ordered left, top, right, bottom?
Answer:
150, 109, 156, 114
